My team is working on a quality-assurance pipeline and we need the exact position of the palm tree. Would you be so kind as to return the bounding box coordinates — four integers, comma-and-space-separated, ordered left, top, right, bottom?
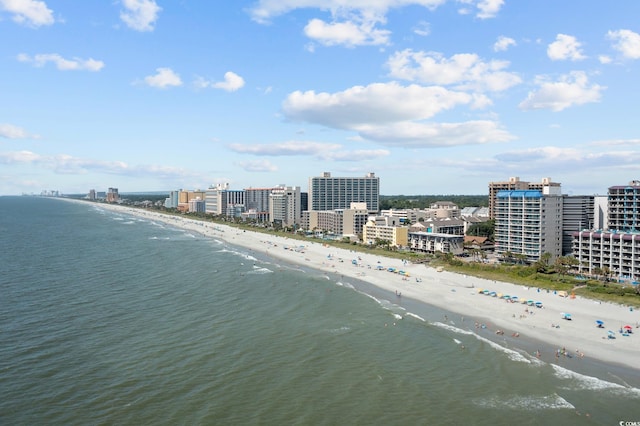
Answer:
502, 251, 514, 264
514, 253, 528, 265
592, 267, 603, 280
534, 252, 552, 272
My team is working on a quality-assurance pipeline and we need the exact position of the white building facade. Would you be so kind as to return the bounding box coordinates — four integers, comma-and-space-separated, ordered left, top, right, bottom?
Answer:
308, 172, 379, 212
494, 189, 563, 262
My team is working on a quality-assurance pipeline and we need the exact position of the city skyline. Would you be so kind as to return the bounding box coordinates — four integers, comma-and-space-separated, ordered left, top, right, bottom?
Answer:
2, 1, 640, 196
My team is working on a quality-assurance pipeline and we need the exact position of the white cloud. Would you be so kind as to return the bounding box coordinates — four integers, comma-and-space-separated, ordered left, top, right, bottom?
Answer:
474, 0, 504, 19
249, 1, 503, 48
493, 35, 516, 52
0, 0, 54, 27
283, 81, 487, 129
0, 149, 194, 178
589, 138, 640, 147
195, 72, 245, 92
0, 123, 39, 139
598, 55, 612, 64
0, 150, 42, 163
229, 141, 344, 156
413, 21, 430, 36
357, 120, 515, 147
456, 0, 503, 19
214, 72, 245, 92
323, 148, 390, 161
607, 29, 640, 59
120, 0, 161, 32
304, 17, 391, 47
229, 140, 390, 161
17, 53, 105, 71
386, 49, 521, 92
249, 1, 501, 48
249, 1, 451, 48
248, 1, 447, 24
493, 146, 640, 171
143, 67, 182, 89
547, 34, 586, 61
236, 159, 278, 172
281, 82, 512, 147
519, 71, 604, 112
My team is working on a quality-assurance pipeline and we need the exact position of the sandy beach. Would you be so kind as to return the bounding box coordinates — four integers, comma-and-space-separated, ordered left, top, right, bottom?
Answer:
83, 200, 640, 371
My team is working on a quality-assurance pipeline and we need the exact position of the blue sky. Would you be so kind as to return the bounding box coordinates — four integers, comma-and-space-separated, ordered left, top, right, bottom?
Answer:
2, 0, 640, 196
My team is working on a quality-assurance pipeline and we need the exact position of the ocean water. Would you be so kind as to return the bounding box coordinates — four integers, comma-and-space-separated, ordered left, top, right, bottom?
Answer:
1, 197, 640, 426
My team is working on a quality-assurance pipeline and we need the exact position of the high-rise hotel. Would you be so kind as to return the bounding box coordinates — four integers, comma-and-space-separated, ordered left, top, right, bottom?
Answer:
494, 186, 563, 263
308, 172, 379, 213
488, 177, 561, 219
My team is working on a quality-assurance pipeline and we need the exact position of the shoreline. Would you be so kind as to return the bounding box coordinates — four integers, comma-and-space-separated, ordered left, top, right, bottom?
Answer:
72, 200, 640, 374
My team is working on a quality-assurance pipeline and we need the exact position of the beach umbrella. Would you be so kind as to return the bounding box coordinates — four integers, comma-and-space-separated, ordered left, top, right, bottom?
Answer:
624, 325, 633, 330
535, 301, 543, 308
596, 320, 604, 325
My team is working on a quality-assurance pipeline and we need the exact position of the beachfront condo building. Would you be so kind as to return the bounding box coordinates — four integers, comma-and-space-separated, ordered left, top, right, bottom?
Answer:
188, 197, 206, 213
205, 184, 244, 217
164, 190, 179, 209
302, 202, 369, 239
607, 180, 640, 232
363, 219, 409, 248
572, 181, 640, 283
408, 232, 464, 255
572, 231, 640, 283
269, 186, 301, 228
106, 187, 119, 203
308, 172, 379, 213
244, 187, 277, 220
488, 177, 561, 219
494, 188, 563, 262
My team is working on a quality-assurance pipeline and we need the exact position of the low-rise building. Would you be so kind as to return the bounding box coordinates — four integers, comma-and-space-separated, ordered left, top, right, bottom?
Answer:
302, 202, 369, 239
409, 232, 464, 255
572, 230, 640, 283
362, 219, 408, 248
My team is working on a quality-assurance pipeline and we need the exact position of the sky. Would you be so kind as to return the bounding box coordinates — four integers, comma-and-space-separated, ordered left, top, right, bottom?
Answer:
2, 0, 640, 196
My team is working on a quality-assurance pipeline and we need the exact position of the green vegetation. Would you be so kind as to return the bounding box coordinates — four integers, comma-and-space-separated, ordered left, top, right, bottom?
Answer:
431, 253, 640, 308
466, 219, 495, 240
379, 195, 488, 210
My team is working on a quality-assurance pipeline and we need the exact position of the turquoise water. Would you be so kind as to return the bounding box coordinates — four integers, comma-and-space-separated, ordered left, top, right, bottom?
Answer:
1, 197, 639, 425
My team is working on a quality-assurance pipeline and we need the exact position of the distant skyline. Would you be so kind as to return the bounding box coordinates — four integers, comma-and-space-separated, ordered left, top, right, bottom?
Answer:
2, 0, 640, 196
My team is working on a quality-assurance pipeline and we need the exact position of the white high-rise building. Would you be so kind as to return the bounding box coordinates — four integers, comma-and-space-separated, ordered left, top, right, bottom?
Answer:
494, 188, 563, 262
269, 186, 301, 227
308, 172, 379, 212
